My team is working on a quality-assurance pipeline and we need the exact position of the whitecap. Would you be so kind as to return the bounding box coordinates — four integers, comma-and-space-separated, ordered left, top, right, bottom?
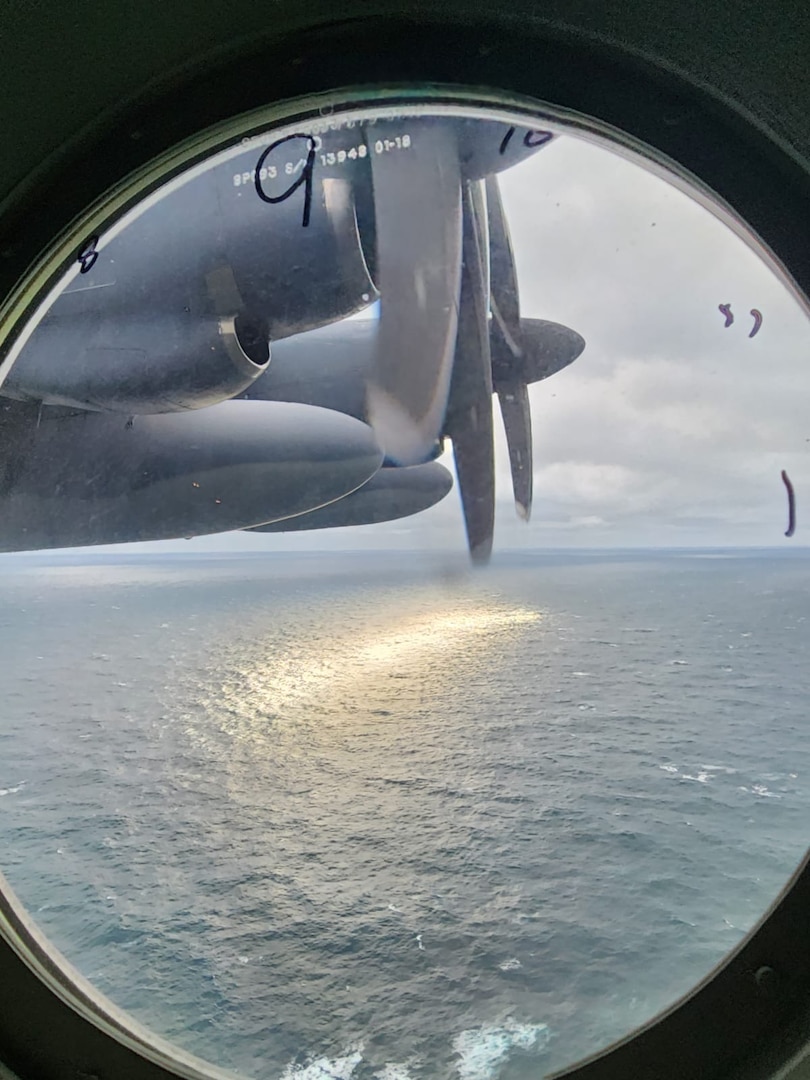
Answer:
659, 764, 679, 774
498, 958, 522, 971
0, 781, 25, 796
670, 659, 689, 666
453, 1021, 549, 1080
281, 1046, 364, 1080
374, 1062, 418, 1080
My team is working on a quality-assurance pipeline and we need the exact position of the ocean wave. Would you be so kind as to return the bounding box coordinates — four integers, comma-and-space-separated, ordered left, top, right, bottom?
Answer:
660, 763, 739, 784
453, 1021, 550, 1080
0, 781, 26, 796
3, 549, 809, 1080
374, 1062, 418, 1080
281, 1046, 364, 1080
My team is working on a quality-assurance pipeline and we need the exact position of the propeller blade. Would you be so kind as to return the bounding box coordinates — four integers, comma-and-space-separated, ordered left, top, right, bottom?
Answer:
497, 380, 533, 522
485, 174, 522, 356
495, 318, 585, 523
445, 179, 495, 565
485, 173, 535, 521
451, 405, 494, 565
365, 124, 463, 465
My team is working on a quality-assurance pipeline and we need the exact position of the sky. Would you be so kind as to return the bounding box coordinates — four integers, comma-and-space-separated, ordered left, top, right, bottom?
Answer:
20, 121, 810, 556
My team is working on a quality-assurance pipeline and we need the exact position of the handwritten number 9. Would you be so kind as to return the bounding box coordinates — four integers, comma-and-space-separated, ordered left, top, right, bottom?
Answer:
254, 133, 316, 227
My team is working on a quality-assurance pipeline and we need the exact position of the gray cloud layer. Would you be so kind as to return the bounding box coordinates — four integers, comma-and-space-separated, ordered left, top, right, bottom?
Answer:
498, 137, 810, 547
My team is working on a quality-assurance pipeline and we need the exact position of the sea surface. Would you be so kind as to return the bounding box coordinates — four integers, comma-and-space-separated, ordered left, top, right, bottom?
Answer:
1, 548, 809, 1079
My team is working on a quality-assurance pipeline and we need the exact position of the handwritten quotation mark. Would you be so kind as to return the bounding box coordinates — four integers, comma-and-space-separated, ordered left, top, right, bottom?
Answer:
718, 303, 762, 337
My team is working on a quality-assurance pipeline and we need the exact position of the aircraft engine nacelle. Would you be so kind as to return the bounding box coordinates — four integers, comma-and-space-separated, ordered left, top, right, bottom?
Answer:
38, 119, 547, 350
250, 460, 453, 532
3, 313, 270, 413
49, 158, 377, 343
0, 399, 383, 551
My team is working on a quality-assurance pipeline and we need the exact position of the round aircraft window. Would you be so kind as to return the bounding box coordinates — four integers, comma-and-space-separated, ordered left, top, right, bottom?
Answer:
0, 92, 809, 1080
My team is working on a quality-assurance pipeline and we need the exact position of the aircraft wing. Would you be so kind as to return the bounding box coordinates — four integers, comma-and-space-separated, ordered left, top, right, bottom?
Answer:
0, 398, 383, 551
0, 115, 584, 557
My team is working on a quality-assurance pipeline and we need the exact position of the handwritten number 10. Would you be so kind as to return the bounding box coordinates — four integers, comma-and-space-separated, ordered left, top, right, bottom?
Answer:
254, 133, 317, 227
499, 127, 554, 155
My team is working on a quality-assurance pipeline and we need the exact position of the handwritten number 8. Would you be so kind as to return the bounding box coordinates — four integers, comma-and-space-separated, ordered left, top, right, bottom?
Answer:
254, 134, 317, 227
77, 236, 99, 274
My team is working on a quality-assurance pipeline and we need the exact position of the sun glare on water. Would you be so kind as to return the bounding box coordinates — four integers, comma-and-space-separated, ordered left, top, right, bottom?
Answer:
185, 600, 542, 751
360, 607, 540, 666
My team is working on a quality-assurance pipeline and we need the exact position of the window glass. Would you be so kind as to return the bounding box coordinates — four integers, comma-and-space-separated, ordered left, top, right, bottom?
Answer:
0, 98, 809, 1080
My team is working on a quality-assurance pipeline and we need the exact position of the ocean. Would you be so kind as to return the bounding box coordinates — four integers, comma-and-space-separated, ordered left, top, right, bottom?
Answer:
0, 548, 809, 1080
